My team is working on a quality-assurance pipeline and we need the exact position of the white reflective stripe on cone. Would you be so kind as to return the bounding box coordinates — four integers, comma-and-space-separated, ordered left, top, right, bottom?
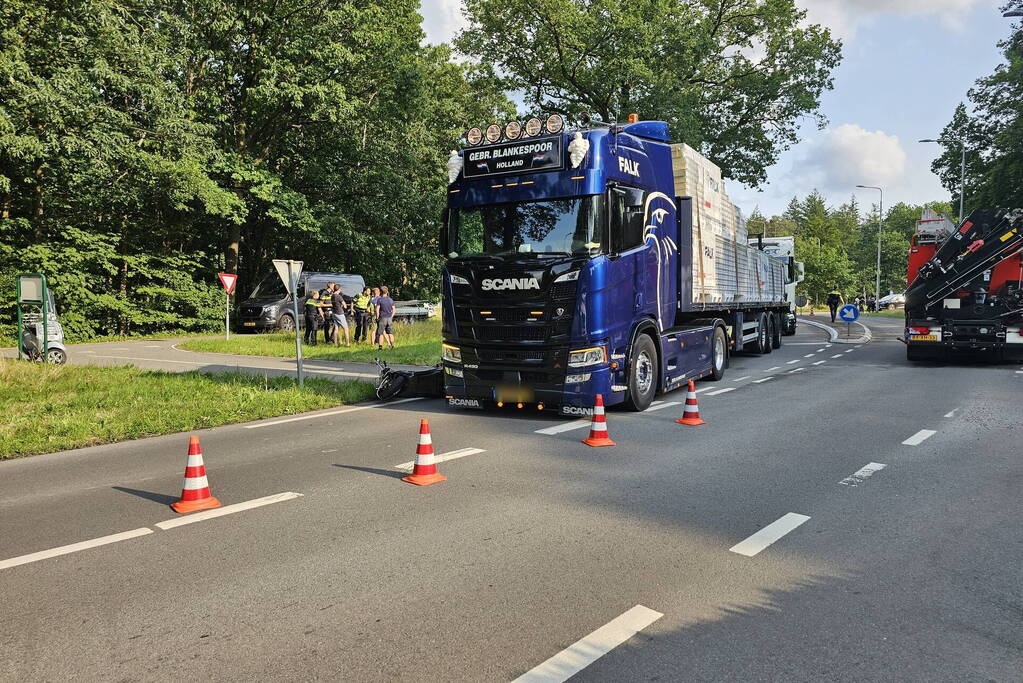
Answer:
418, 434, 432, 446
183, 476, 210, 490
416, 452, 436, 465
186, 454, 205, 468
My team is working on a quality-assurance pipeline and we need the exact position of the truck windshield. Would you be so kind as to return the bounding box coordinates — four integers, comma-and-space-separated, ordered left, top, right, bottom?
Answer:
448, 196, 605, 258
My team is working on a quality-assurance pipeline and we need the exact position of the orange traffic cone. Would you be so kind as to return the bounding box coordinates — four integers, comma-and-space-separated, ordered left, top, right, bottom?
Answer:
675, 380, 706, 426
582, 394, 616, 447
170, 436, 222, 513
402, 419, 447, 486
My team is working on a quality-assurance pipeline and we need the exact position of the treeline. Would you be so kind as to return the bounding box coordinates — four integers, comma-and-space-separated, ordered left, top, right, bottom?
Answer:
0, 0, 509, 338
751, 193, 954, 305
2, 0, 841, 339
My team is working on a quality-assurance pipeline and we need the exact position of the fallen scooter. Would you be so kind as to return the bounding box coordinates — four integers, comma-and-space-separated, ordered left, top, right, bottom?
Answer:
20, 290, 67, 365
374, 358, 443, 401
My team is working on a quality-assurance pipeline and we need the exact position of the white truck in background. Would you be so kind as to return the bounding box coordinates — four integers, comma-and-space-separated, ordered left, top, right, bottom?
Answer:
750, 236, 804, 335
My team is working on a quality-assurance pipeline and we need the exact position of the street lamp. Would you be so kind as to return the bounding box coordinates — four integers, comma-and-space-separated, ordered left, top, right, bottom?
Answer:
856, 184, 883, 310
920, 138, 966, 223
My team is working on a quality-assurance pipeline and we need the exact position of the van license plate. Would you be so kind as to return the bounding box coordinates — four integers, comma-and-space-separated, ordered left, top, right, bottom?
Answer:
911, 334, 936, 341
243, 322, 256, 327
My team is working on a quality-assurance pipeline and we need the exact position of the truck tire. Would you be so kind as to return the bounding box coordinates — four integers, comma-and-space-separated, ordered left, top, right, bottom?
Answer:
754, 313, 771, 354
708, 325, 728, 381
771, 313, 782, 349
623, 334, 658, 412
783, 317, 796, 336
278, 314, 296, 332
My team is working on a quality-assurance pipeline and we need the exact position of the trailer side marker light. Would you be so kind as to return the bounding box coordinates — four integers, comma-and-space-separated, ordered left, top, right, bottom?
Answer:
517, 402, 524, 409
537, 404, 544, 410
571, 176, 585, 180
1000, 231, 1015, 242
497, 401, 504, 407
480, 310, 492, 315
505, 182, 518, 186
491, 184, 504, 188
610, 361, 619, 369
521, 181, 534, 185
448, 189, 460, 193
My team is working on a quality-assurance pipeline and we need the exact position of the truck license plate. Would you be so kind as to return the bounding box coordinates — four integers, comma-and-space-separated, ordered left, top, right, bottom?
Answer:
243, 322, 256, 327
911, 334, 936, 341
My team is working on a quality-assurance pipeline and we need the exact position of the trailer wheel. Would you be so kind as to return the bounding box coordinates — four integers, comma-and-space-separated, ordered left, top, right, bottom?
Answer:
754, 313, 771, 354
708, 325, 728, 381
771, 313, 782, 349
623, 334, 658, 412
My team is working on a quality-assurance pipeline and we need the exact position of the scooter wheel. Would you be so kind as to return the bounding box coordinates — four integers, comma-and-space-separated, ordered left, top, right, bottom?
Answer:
46, 348, 67, 365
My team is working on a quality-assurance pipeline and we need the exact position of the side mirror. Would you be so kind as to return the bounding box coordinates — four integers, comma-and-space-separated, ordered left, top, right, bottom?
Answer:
796, 261, 805, 283
439, 208, 450, 257
796, 295, 808, 307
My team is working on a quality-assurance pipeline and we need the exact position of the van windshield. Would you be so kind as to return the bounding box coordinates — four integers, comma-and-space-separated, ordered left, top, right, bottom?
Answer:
248, 274, 287, 299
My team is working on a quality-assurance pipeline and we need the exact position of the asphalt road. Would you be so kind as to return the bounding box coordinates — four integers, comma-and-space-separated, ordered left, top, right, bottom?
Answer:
2, 318, 1021, 681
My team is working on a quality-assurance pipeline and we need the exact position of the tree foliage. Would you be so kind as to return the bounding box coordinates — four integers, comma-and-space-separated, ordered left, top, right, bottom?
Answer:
1, 0, 510, 339
932, 4, 1023, 213
456, 0, 842, 186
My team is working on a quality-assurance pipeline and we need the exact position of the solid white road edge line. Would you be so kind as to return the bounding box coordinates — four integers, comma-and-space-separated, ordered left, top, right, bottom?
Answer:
512, 605, 663, 683
902, 429, 936, 446
729, 513, 810, 557
705, 387, 735, 396
646, 401, 681, 412
395, 448, 485, 472
839, 462, 887, 486
752, 377, 773, 383
155, 492, 302, 530
535, 420, 590, 435
0, 528, 153, 571
245, 398, 423, 428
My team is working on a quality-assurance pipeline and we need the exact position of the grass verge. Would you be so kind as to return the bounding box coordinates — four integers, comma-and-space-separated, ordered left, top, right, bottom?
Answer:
0, 359, 374, 458
179, 319, 442, 366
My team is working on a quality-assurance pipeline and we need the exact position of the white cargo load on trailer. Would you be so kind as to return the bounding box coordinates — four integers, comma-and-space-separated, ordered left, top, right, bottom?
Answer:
671, 144, 785, 306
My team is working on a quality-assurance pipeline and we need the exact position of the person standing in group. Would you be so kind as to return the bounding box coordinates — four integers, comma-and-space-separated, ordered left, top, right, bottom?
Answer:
320, 287, 334, 344
867, 293, 877, 312
826, 288, 845, 323
328, 282, 351, 347
304, 290, 323, 345
353, 287, 372, 343
857, 295, 866, 313
373, 285, 396, 350
369, 286, 381, 344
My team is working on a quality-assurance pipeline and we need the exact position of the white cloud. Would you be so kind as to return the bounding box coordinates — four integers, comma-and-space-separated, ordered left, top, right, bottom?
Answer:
799, 0, 983, 40
420, 0, 465, 45
803, 123, 907, 190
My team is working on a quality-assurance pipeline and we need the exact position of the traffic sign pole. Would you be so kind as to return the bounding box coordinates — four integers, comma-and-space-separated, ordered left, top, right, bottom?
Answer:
291, 268, 304, 388
225, 292, 230, 341
217, 273, 238, 341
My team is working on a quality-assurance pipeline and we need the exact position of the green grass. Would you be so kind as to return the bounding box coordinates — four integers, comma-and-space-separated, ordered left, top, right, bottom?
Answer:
0, 359, 375, 458
0, 329, 218, 349
179, 318, 442, 366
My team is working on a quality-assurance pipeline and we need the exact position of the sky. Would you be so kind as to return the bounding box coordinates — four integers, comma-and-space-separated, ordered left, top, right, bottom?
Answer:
419, 0, 1015, 218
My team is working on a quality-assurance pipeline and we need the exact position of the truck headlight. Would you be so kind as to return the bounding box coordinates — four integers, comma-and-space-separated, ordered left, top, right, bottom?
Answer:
554, 270, 580, 283
449, 274, 469, 285
442, 344, 462, 363
568, 346, 606, 368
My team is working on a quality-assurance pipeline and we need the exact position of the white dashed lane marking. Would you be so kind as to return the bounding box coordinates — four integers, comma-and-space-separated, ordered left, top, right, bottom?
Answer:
816, 348, 825, 352
245, 398, 423, 429
535, 420, 589, 435
902, 429, 936, 446
845, 349, 854, 353
732, 376, 751, 382
831, 354, 842, 359
0, 528, 153, 571
812, 360, 826, 366
705, 387, 735, 396
753, 377, 773, 383
804, 353, 816, 358
839, 462, 887, 486
729, 513, 810, 557
944, 408, 960, 418
512, 605, 663, 683
395, 448, 486, 472
646, 401, 681, 412
765, 366, 780, 372
786, 360, 800, 365
788, 368, 805, 373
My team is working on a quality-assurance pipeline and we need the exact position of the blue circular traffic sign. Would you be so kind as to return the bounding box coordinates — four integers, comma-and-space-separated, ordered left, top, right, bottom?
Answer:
839, 304, 860, 322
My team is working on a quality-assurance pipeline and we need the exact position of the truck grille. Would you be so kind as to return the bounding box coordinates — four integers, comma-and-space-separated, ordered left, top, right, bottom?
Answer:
550, 282, 577, 300
476, 326, 547, 342
476, 348, 548, 362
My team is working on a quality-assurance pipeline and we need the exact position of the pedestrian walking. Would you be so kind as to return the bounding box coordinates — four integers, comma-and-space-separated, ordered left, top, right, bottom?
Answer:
328, 282, 351, 347
373, 285, 396, 350
304, 290, 323, 345
353, 287, 372, 343
867, 293, 877, 312
826, 288, 845, 323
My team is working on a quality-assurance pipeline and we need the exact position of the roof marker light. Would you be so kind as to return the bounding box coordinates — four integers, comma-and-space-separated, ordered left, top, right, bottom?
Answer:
466, 127, 483, 146
504, 121, 522, 140
485, 124, 502, 143
524, 117, 543, 137
545, 114, 564, 135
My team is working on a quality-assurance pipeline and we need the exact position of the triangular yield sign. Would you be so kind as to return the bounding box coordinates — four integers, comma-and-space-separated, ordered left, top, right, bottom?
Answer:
218, 272, 238, 295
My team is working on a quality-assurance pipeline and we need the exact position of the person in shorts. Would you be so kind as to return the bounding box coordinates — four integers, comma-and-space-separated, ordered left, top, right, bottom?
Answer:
373, 285, 396, 350
328, 282, 351, 347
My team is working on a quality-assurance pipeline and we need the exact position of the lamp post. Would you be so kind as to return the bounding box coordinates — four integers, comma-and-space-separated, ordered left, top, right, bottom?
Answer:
856, 184, 883, 309
920, 138, 966, 223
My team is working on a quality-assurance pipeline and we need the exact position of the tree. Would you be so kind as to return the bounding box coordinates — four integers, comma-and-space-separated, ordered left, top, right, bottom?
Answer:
455, 0, 841, 186
932, 5, 1023, 213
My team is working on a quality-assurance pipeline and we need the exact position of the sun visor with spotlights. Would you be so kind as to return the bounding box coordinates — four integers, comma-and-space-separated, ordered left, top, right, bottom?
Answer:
462, 136, 564, 179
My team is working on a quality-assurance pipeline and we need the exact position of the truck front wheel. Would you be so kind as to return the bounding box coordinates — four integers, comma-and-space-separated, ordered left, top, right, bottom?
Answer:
708, 325, 728, 381
623, 334, 658, 412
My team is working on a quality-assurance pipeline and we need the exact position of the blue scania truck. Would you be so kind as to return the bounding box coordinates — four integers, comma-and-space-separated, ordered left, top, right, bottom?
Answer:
439, 115, 794, 414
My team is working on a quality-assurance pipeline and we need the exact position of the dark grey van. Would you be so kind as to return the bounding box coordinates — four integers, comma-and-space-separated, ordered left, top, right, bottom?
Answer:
238, 272, 365, 332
